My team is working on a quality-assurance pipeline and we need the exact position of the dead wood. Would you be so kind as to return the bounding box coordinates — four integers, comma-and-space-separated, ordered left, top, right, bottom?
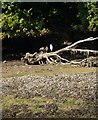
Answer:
21, 37, 98, 66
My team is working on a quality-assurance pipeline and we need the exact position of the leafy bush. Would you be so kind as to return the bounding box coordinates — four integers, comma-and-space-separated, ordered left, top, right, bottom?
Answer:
1, 2, 49, 38
77, 2, 98, 32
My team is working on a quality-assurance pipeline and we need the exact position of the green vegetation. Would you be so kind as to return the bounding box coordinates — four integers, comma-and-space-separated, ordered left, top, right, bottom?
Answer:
58, 98, 84, 111
3, 95, 44, 113
77, 2, 98, 32
1, 2, 98, 39
3, 95, 84, 112
1, 2, 49, 38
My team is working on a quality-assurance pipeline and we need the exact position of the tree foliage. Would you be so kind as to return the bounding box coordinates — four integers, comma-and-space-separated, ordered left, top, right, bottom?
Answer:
76, 2, 98, 32
1, 2, 98, 39
1, 2, 49, 38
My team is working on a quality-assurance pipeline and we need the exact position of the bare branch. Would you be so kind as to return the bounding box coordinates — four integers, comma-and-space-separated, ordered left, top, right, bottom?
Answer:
66, 37, 98, 49
66, 48, 98, 54
54, 37, 98, 54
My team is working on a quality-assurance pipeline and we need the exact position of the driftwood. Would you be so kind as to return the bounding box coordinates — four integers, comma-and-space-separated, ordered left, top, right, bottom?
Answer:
21, 37, 98, 66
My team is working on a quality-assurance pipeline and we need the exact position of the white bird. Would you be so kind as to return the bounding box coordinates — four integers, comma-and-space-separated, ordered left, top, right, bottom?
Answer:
50, 44, 53, 52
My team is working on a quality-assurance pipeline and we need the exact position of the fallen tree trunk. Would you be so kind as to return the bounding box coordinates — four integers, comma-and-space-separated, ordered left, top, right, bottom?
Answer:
21, 37, 98, 66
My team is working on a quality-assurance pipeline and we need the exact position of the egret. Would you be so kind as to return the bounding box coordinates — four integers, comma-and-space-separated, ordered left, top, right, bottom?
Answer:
50, 44, 53, 52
